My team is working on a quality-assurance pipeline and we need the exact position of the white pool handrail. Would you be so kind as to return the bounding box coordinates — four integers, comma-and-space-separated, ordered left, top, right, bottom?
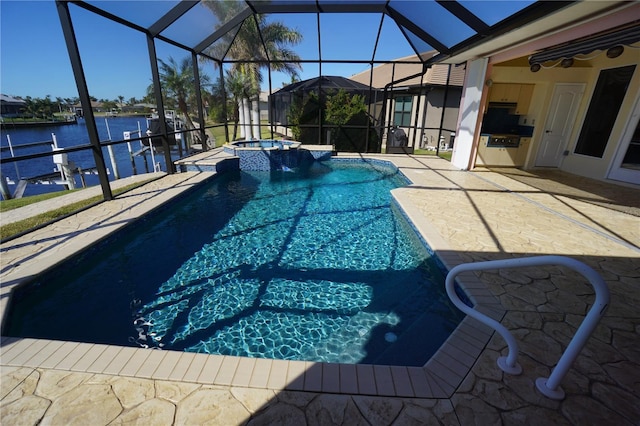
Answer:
445, 255, 609, 400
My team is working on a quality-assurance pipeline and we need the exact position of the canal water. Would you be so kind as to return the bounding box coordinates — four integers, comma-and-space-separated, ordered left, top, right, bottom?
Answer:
0, 116, 182, 197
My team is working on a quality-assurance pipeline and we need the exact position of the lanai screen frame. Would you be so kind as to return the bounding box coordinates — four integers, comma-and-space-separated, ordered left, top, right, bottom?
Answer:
53, 0, 573, 201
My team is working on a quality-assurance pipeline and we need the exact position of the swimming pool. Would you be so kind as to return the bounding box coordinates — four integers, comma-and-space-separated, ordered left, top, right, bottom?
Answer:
5, 160, 463, 366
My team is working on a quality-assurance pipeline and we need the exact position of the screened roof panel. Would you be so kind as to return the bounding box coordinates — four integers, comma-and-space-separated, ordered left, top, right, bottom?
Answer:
254, 0, 318, 12
160, 3, 220, 49
318, 0, 387, 13
389, 1, 475, 49
318, 14, 382, 61
202, 22, 241, 61
400, 26, 434, 58
200, 0, 250, 32
82, 0, 180, 29
265, 13, 320, 60
372, 15, 423, 62
220, 17, 269, 62
73, 0, 574, 66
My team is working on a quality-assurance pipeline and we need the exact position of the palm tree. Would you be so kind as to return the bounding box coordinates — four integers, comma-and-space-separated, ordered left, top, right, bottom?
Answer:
224, 69, 253, 140
64, 97, 74, 113
203, 2, 302, 139
152, 56, 211, 145
24, 96, 55, 120
56, 97, 64, 113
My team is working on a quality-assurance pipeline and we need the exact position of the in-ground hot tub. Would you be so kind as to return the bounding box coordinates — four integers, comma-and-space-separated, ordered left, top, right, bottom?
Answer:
223, 139, 331, 171
225, 139, 302, 150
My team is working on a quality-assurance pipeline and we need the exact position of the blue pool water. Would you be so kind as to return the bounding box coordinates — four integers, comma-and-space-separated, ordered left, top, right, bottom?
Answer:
6, 160, 464, 366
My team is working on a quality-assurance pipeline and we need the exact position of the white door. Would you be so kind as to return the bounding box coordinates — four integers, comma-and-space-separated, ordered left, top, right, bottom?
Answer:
608, 95, 640, 184
535, 83, 585, 167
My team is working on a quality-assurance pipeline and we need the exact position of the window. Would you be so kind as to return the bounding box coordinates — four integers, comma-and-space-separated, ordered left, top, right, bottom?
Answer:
621, 118, 640, 169
574, 65, 636, 157
394, 96, 413, 127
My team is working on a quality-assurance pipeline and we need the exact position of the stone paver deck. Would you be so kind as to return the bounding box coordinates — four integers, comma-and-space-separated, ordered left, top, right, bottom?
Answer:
1, 153, 639, 425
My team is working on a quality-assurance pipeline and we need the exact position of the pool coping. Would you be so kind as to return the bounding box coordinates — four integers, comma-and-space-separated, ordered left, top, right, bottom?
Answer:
0, 153, 501, 398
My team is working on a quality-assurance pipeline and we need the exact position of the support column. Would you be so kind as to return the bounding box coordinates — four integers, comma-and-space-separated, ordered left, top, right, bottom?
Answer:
251, 95, 261, 140
451, 58, 488, 170
242, 98, 251, 139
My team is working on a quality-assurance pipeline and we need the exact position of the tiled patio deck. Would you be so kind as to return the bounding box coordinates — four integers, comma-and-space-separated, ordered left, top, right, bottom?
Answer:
1, 152, 638, 425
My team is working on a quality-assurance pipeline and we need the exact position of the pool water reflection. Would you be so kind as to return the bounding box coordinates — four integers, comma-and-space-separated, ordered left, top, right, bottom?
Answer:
6, 160, 463, 366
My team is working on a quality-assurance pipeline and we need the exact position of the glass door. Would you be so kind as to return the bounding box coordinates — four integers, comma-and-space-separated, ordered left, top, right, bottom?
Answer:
608, 95, 640, 184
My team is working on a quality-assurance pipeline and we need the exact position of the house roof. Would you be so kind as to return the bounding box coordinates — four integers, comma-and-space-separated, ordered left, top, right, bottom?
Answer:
272, 75, 374, 95
132, 103, 156, 109
73, 101, 105, 109
349, 52, 466, 89
0, 94, 27, 106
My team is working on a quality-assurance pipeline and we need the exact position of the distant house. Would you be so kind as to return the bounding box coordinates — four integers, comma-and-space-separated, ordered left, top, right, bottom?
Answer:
121, 103, 155, 114
0, 94, 27, 117
349, 51, 466, 151
259, 91, 269, 121
73, 101, 104, 116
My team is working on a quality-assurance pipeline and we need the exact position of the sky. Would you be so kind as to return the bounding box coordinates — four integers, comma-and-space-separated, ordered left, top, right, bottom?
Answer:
0, 0, 527, 102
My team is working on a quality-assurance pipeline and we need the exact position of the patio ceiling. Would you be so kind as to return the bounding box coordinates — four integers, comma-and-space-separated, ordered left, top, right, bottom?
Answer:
71, 0, 577, 67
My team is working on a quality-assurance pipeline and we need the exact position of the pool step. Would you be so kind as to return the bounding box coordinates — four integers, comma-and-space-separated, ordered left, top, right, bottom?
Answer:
175, 149, 239, 173
366, 309, 458, 367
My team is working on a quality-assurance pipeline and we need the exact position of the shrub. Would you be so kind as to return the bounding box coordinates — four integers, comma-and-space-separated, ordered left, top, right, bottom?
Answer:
286, 89, 379, 152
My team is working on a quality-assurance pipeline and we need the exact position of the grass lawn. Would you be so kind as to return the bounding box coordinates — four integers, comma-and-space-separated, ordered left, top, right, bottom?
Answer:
413, 148, 453, 161
205, 122, 286, 147
0, 190, 81, 212
0, 179, 155, 241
